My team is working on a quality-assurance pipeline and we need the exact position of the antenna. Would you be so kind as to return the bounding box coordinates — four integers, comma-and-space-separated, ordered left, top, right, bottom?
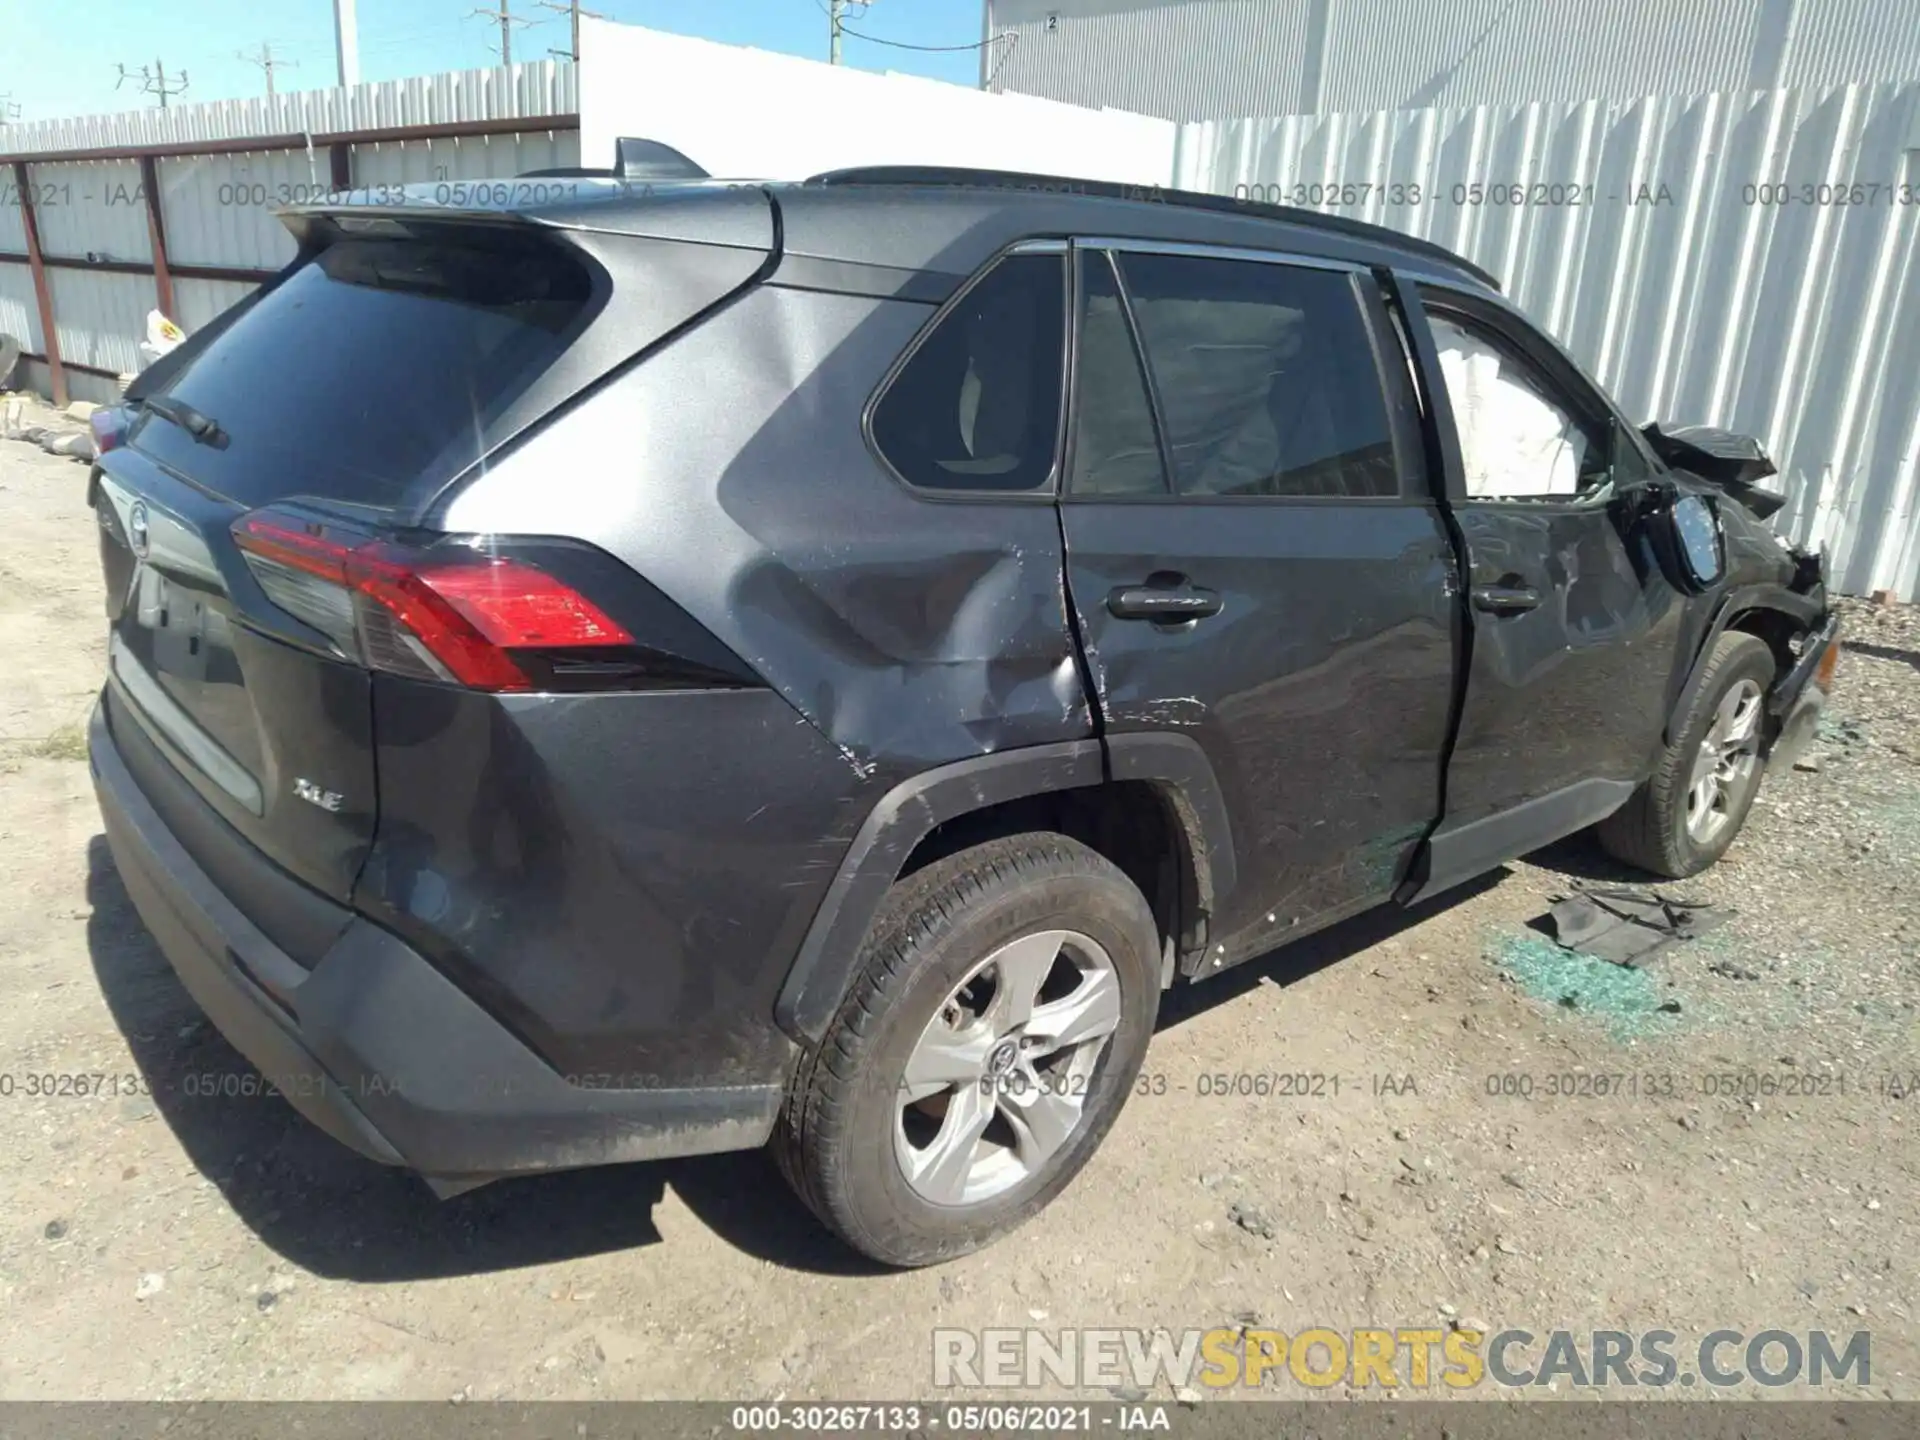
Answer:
115, 58, 191, 109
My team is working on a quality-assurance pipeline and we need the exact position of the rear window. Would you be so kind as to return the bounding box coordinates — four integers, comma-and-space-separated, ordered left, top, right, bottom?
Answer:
134, 236, 596, 509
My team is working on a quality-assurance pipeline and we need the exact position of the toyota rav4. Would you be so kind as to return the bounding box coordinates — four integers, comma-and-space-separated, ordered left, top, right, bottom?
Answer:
88, 162, 1839, 1267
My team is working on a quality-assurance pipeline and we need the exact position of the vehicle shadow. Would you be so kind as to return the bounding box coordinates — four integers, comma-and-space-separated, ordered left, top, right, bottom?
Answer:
1843, 639, 1919, 674
1520, 829, 1667, 885
86, 832, 1508, 1282
83, 833, 887, 1282
1154, 868, 1506, 1028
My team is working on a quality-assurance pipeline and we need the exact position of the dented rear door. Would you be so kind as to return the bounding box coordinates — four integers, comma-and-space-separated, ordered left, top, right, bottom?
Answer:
1057, 242, 1456, 964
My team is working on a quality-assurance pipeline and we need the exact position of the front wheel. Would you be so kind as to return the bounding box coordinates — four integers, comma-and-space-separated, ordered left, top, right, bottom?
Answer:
772, 833, 1161, 1267
1598, 631, 1776, 877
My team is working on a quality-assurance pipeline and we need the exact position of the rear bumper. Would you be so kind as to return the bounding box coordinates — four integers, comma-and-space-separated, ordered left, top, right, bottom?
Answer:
1768, 611, 1841, 771
90, 699, 781, 1189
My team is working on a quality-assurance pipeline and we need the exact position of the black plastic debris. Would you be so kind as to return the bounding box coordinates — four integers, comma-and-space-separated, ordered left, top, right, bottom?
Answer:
1538, 886, 1729, 968
1640, 422, 1787, 519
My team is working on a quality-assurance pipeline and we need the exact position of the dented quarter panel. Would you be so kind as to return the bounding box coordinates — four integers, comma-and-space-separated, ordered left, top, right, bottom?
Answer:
423, 281, 1090, 1081
442, 284, 1089, 772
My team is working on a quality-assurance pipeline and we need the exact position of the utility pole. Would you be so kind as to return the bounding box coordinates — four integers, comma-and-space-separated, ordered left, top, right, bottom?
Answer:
115, 59, 191, 109
535, 0, 606, 62
334, 0, 361, 87
469, 0, 531, 66
239, 42, 296, 97
828, 0, 877, 64
0, 95, 21, 125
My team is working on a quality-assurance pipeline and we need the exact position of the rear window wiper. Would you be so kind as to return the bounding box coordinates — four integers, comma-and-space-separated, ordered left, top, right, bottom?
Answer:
139, 393, 229, 449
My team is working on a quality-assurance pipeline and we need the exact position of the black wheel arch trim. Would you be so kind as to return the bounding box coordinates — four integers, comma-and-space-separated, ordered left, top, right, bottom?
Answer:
1103, 731, 1236, 916
774, 734, 1235, 1045
1664, 583, 1827, 747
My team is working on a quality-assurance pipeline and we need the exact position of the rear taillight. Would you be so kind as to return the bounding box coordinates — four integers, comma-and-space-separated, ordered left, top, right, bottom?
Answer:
232, 508, 632, 693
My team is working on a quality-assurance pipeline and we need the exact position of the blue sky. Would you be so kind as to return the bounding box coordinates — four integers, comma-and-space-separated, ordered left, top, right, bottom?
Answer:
0, 0, 987, 125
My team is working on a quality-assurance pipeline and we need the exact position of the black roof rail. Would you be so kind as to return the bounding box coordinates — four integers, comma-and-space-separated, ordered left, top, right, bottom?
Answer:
803, 165, 1500, 291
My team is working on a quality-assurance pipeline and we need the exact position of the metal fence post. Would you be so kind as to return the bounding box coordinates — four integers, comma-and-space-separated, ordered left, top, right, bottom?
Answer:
12, 160, 66, 408
138, 154, 175, 320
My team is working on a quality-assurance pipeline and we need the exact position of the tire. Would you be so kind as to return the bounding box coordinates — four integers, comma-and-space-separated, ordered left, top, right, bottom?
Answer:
1597, 632, 1776, 878
773, 832, 1161, 1268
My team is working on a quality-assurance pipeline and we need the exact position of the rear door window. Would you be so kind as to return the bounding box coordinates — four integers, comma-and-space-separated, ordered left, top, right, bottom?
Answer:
1114, 251, 1403, 500
869, 252, 1066, 493
1069, 251, 1169, 497
133, 237, 596, 510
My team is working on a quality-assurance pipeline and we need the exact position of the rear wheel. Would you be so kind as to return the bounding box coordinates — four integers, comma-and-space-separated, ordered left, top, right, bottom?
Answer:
1598, 632, 1775, 877
773, 833, 1160, 1268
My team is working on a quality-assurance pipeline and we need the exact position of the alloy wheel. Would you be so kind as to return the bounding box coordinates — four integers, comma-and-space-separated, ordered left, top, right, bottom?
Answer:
1685, 677, 1764, 845
894, 929, 1122, 1207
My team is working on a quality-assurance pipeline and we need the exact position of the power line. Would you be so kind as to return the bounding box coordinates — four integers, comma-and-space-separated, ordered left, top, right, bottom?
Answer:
467, 0, 533, 65
983, 30, 1022, 88
115, 58, 191, 108
533, 0, 606, 61
826, 0, 874, 66
811, 0, 1012, 62
841, 23, 1013, 53
238, 41, 297, 97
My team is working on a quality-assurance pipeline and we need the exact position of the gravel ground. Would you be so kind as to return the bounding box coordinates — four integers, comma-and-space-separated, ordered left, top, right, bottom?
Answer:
0, 424, 1914, 1402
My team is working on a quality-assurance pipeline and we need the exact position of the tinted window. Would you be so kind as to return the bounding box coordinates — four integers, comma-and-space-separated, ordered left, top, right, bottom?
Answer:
1115, 252, 1400, 499
1070, 252, 1167, 496
135, 238, 595, 509
1428, 312, 1609, 500
871, 253, 1064, 493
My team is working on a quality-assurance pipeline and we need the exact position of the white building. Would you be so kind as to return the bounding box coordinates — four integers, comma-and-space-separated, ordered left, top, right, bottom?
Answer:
982, 0, 1920, 119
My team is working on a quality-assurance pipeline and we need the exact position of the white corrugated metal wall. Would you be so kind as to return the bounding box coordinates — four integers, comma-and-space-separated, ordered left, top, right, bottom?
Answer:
984, 0, 1316, 121
8, 34, 1917, 598
988, 0, 1920, 121
1, 61, 580, 406
1176, 82, 1920, 599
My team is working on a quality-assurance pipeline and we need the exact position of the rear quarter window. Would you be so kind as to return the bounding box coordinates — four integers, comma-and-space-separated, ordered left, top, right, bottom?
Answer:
133, 236, 597, 510
868, 252, 1066, 494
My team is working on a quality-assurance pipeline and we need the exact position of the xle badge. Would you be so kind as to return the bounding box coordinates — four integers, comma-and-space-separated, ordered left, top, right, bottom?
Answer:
294, 778, 346, 813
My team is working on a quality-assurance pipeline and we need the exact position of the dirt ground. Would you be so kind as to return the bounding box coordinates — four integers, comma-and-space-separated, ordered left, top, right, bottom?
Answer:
0, 426, 1914, 1402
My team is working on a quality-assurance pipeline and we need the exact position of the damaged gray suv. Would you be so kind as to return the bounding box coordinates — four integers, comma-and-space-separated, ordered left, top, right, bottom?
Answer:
89, 160, 1839, 1267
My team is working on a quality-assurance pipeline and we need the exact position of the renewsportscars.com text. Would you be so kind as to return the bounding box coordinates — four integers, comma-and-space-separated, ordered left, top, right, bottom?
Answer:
932, 1326, 1871, 1391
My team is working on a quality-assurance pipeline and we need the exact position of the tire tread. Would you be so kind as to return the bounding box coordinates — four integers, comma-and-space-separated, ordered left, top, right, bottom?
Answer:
773, 832, 1152, 1266
1597, 631, 1774, 877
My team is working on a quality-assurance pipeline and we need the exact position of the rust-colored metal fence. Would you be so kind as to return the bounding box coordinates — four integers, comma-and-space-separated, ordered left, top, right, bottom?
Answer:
0, 114, 580, 407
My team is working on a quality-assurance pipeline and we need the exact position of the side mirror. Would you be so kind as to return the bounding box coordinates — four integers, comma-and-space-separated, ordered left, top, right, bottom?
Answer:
1651, 491, 1725, 593
1673, 493, 1726, 586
